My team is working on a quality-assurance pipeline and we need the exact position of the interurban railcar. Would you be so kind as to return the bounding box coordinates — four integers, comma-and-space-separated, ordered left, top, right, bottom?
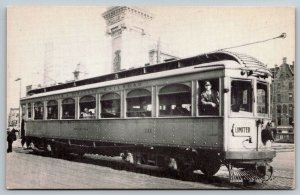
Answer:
20, 51, 276, 182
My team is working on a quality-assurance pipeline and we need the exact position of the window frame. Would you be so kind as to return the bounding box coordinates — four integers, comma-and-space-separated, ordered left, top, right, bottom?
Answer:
61, 98, 76, 120
277, 94, 281, 102
100, 92, 121, 119
277, 117, 281, 126
283, 104, 287, 114
288, 93, 293, 102
230, 78, 254, 117
277, 82, 281, 90
289, 82, 293, 90
197, 78, 221, 117
288, 104, 293, 116
79, 95, 96, 119
126, 88, 152, 118
34, 101, 44, 120
277, 105, 282, 114
257, 81, 269, 117
27, 103, 32, 119
47, 100, 58, 120
158, 83, 192, 118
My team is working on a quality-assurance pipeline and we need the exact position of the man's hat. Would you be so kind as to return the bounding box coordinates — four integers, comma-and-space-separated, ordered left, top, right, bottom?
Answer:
204, 81, 211, 86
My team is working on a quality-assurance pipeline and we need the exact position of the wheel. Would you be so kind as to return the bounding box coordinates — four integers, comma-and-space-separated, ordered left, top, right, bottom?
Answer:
29, 141, 42, 154
156, 156, 168, 168
30, 142, 37, 151
121, 151, 134, 163
176, 158, 194, 180
256, 164, 273, 181
132, 153, 142, 165
25, 139, 31, 149
76, 151, 85, 157
200, 161, 221, 177
45, 143, 55, 156
50, 143, 66, 158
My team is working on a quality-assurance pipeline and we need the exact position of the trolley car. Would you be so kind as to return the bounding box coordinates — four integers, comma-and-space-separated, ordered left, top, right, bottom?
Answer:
20, 51, 275, 182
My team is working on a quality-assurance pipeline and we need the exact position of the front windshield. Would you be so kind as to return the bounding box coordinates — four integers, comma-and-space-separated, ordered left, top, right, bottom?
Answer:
231, 80, 253, 113
257, 82, 268, 115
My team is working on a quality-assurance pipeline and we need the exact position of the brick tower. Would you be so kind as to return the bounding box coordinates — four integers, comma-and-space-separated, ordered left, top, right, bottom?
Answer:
102, 6, 153, 72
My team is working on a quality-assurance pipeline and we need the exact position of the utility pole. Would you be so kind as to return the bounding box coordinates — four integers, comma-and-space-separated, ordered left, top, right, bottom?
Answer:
44, 42, 54, 86
15, 78, 22, 131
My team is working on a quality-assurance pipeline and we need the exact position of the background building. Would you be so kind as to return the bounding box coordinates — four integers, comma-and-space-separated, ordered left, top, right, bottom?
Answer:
8, 108, 19, 128
102, 6, 179, 72
25, 6, 180, 94
270, 57, 294, 143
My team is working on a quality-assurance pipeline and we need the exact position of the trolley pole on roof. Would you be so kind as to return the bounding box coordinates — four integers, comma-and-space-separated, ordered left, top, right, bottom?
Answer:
217, 33, 287, 51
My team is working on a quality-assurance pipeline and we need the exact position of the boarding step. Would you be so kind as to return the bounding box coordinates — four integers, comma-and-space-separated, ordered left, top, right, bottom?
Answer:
229, 169, 264, 183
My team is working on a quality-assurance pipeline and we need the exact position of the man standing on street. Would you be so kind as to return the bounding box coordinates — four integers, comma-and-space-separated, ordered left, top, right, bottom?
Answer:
7, 127, 18, 153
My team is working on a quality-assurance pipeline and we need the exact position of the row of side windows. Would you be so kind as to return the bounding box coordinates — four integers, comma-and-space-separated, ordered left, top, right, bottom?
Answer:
23, 79, 220, 120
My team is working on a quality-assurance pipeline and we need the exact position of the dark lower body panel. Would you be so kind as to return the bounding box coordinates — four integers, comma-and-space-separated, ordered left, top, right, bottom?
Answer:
225, 150, 276, 160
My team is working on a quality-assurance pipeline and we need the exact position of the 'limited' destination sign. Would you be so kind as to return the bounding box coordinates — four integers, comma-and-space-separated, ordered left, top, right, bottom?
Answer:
235, 127, 250, 134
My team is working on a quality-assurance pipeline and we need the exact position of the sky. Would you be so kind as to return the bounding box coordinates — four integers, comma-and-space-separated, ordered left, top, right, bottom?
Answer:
6, 6, 295, 117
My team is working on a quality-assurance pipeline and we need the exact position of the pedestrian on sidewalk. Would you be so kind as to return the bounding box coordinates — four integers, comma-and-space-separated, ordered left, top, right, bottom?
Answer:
7, 127, 18, 153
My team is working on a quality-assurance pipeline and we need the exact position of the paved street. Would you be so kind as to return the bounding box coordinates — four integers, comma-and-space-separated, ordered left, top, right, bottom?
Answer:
5, 140, 295, 189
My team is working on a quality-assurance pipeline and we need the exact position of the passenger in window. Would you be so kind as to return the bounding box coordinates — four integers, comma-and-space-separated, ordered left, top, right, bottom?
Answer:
102, 106, 112, 117
52, 113, 57, 119
63, 111, 70, 119
128, 107, 138, 117
102, 101, 120, 118
34, 107, 43, 119
200, 81, 219, 115
48, 107, 53, 119
48, 107, 52, 115
81, 108, 91, 118
172, 104, 190, 116
112, 100, 120, 112
140, 101, 149, 117
166, 105, 172, 115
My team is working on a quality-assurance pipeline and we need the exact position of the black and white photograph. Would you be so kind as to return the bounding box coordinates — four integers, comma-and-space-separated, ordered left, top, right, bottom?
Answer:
6, 5, 295, 189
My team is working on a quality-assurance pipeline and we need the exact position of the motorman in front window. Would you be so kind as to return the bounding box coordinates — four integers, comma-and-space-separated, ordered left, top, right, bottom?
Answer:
200, 81, 219, 115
